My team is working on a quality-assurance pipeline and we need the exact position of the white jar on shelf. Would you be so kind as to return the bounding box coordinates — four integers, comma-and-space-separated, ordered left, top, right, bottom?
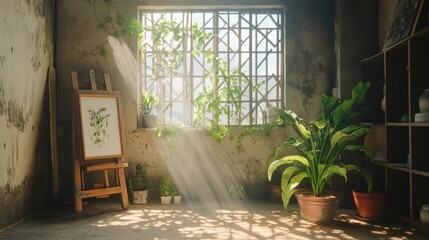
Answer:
421, 204, 429, 223
419, 89, 429, 113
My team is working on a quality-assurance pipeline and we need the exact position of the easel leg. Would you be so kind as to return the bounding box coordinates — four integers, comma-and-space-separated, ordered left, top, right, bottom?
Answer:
73, 157, 83, 213
74, 196, 83, 213
117, 168, 129, 209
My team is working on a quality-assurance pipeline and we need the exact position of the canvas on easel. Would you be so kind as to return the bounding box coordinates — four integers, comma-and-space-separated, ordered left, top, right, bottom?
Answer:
78, 93, 123, 160
71, 70, 129, 213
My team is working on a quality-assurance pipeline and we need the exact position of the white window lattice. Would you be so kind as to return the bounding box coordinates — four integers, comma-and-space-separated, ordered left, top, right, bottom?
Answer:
139, 8, 284, 126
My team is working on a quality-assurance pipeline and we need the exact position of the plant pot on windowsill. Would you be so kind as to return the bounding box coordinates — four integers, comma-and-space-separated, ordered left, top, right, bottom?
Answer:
142, 114, 158, 128
140, 90, 159, 128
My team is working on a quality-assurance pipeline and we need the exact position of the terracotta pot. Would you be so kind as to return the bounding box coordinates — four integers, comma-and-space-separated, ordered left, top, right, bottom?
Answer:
294, 189, 342, 223
352, 191, 387, 220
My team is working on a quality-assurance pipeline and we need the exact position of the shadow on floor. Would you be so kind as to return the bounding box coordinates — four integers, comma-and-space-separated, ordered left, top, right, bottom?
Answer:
0, 199, 427, 240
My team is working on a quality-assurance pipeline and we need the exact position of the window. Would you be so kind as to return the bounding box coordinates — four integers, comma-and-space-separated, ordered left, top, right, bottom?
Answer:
139, 7, 284, 126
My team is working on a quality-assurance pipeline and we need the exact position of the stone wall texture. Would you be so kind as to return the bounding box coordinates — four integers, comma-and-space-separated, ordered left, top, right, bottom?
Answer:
0, 0, 54, 229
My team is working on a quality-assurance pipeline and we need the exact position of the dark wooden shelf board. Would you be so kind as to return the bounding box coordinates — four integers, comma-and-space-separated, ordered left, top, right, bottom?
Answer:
412, 26, 429, 39
387, 163, 410, 172
412, 169, 429, 177
361, 52, 384, 64
386, 122, 410, 126
411, 122, 429, 127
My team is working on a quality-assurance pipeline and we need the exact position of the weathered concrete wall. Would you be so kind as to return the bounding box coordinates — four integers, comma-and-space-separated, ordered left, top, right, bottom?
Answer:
56, 0, 334, 200
0, 0, 54, 229
285, 0, 335, 120
127, 128, 288, 200
335, 0, 378, 100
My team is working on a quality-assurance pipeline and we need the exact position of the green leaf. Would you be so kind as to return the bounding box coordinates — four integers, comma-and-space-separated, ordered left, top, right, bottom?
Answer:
331, 125, 369, 148
280, 166, 300, 188
321, 164, 347, 183
320, 94, 340, 120
333, 81, 370, 127
281, 172, 308, 210
267, 155, 309, 181
310, 120, 327, 130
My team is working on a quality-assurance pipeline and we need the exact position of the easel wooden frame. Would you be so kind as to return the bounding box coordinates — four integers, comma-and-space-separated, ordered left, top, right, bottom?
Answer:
71, 70, 129, 213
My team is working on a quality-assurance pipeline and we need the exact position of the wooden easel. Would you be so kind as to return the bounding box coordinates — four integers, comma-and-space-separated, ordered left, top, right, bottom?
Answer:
71, 70, 129, 213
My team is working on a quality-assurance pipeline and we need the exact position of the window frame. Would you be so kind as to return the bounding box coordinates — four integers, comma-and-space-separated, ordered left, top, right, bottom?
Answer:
137, 5, 286, 127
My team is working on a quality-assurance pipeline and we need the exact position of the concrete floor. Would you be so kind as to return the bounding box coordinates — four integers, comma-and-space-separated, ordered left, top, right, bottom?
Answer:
0, 199, 427, 240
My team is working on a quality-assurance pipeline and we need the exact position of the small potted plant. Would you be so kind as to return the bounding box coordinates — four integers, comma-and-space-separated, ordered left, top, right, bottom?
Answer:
140, 90, 159, 128
268, 81, 373, 223
128, 164, 151, 204
159, 176, 172, 204
170, 183, 182, 204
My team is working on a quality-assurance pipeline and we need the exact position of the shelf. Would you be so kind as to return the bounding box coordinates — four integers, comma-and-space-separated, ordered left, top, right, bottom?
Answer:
360, 52, 384, 64
362, 122, 385, 126
386, 122, 410, 126
387, 163, 410, 173
384, 37, 409, 52
412, 169, 429, 177
411, 122, 429, 127
387, 168, 411, 218
412, 26, 429, 39
360, 5, 429, 231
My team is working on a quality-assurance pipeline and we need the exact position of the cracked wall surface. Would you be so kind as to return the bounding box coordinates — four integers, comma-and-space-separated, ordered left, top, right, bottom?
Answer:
0, 0, 54, 229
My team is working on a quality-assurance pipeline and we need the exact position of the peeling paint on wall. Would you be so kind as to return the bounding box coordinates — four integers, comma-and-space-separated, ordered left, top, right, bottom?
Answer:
6, 101, 27, 132
0, 182, 26, 228
0, 0, 54, 229
287, 40, 327, 109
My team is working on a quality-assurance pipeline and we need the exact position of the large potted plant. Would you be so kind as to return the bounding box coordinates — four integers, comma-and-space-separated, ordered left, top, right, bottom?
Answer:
267, 81, 372, 223
140, 90, 159, 128
128, 164, 151, 204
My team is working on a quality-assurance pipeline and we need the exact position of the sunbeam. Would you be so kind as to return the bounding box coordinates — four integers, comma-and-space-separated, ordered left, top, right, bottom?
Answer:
153, 130, 247, 210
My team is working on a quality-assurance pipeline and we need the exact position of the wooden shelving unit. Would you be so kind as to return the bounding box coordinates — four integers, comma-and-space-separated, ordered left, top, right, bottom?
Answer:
360, 3, 429, 232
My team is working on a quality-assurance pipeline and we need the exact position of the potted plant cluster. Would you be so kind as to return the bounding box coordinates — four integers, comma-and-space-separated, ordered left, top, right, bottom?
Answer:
140, 90, 159, 128
268, 81, 373, 223
159, 176, 173, 204
128, 164, 151, 204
